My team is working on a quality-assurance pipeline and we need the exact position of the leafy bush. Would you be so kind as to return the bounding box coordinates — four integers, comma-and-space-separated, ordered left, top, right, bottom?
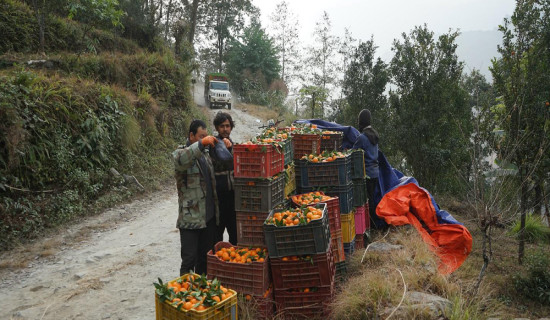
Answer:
514, 249, 550, 305
0, 0, 140, 54
509, 213, 550, 244
0, 68, 194, 250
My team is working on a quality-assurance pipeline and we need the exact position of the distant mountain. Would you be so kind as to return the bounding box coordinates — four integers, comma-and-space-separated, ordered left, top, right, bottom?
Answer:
456, 29, 503, 81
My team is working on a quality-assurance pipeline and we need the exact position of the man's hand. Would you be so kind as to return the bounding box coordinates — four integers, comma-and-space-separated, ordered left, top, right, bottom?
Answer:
222, 138, 232, 149
200, 136, 218, 147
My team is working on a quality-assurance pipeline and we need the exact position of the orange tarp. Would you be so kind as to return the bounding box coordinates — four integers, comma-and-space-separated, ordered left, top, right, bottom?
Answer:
376, 183, 473, 274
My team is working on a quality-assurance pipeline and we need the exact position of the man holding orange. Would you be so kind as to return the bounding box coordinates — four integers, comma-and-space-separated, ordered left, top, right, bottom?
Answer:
173, 120, 219, 275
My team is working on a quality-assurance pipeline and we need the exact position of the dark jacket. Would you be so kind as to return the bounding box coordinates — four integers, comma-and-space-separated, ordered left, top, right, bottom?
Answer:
211, 136, 234, 193
353, 133, 379, 179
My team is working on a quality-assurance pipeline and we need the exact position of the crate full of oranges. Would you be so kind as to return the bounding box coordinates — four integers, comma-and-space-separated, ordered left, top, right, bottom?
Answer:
263, 203, 331, 258
206, 241, 271, 297
154, 272, 237, 320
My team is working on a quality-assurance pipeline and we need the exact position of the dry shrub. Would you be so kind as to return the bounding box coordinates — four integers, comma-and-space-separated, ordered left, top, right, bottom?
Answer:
331, 226, 492, 319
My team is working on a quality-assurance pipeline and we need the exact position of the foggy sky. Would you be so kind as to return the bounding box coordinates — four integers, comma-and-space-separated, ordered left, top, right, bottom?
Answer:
254, 0, 516, 58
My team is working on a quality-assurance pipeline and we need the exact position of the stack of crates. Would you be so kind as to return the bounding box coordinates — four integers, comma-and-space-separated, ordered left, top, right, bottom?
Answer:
290, 191, 346, 267
263, 203, 335, 318
230, 128, 295, 317
349, 149, 368, 251
206, 242, 273, 318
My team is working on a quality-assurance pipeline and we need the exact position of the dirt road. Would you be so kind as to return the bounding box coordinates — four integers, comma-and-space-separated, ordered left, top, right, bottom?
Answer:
0, 104, 265, 320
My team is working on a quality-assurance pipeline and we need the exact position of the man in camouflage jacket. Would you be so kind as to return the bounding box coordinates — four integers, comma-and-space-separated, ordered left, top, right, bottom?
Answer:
172, 120, 219, 276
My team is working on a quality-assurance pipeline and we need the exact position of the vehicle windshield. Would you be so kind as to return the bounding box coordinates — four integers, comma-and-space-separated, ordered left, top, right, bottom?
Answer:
210, 82, 229, 90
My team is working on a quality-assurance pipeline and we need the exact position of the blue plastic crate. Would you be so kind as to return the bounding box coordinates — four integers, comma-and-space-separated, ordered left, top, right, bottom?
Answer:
343, 238, 356, 260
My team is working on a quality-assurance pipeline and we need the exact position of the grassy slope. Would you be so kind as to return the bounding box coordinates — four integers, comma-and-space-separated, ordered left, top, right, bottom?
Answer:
0, 2, 205, 251
329, 206, 550, 319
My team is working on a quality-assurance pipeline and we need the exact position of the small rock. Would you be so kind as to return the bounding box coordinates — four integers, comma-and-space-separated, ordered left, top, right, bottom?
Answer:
74, 272, 87, 280
368, 242, 403, 252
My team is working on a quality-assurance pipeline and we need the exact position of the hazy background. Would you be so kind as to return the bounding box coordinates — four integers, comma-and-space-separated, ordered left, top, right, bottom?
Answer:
253, 0, 516, 79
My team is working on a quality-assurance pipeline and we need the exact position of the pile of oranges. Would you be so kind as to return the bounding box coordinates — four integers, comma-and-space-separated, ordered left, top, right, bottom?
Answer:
155, 273, 234, 312
214, 246, 267, 263
281, 255, 312, 262
301, 151, 347, 163
265, 206, 324, 227
291, 191, 335, 206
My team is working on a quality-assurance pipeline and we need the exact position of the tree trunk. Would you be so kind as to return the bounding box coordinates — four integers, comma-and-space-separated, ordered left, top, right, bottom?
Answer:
31, 0, 45, 54
534, 181, 542, 217
164, 0, 173, 42
186, 0, 200, 46
518, 168, 527, 265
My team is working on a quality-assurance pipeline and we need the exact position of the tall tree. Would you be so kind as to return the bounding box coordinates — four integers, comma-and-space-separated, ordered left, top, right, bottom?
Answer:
389, 25, 471, 191
225, 21, 280, 99
201, 0, 256, 72
307, 11, 339, 115
491, 0, 550, 263
269, 0, 301, 90
340, 38, 389, 133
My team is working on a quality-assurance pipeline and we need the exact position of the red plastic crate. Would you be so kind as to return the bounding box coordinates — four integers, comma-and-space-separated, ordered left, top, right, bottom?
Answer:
240, 287, 275, 319
292, 133, 321, 160
270, 249, 335, 290
365, 201, 371, 229
354, 205, 367, 235
331, 228, 346, 263
291, 192, 341, 235
236, 211, 270, 247
274, 286, 334, 319
355, 233, 364, 249
320, 132, 343, 152
206, 241, 271, 297
234, 143, 284, 178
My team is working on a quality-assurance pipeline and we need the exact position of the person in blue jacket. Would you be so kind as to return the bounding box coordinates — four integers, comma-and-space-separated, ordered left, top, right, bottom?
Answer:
353, 109, 379, 227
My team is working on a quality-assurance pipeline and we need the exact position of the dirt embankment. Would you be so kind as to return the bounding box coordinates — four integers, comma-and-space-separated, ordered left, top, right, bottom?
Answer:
0, 103, 265, 320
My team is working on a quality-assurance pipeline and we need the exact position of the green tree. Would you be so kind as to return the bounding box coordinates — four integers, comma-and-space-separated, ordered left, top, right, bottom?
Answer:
389, 25, 471, 192
307, 11, 339, 113
269, 0, 301, 90
67, 0, 125, 53
299, 86, 328, 118
225, 21, 281, 103
202, 0, 257, 72
340, 38, 389, 135
490, 0, 550, 263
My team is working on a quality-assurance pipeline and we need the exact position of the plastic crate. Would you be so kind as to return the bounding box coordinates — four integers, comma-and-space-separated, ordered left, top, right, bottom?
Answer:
350, 150, 366, 179
274, 285, 334, 318
283, 164, 296, 198
320, 132, 343, 152
344, 238, 356, 259
354, 205, 368, 235
290, 192, 341, 236
239, 287, 275, 319
364, 201, 371, 230
292, 133, 321, 160
341, 212, 355, 243
234, 143, 284, 178
296, 156, 352, 188
236, 211, 270, 247
355, 233, 365, 250
155, 276, 238, 320
352, 178, 367, 207
270, 249, 335, 290
302, 183, 354, 215
331, 228, 346, 263
234, 174, 285, 213
335, 261, 348, 284
263, 203, 331, 258
281, 138, 294, 166
206, 242, 271, 297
